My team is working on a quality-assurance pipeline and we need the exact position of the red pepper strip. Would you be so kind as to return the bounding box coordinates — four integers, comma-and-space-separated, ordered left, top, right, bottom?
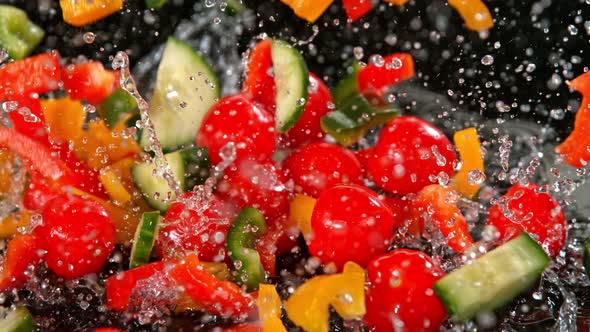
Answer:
7, 96, 50, 144
412, 184, 474, 253
342, 0, 372, 21
23, 176, 61, 212
62, 61, 119, 105
257, 219, 298, 277
357, 53, 414, 98
105, 261, 167, 311
556, 71, 590, 168
0, 127, 80, 187
93, 329, 125, 332
242, 39, 276, 113
0, 52, 61, 100
169, 254, 256, 318
0, 234, 42, 291
223, 324, 262, 332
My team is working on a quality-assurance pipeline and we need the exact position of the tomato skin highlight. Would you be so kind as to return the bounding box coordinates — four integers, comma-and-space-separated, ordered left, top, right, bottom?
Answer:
486, 183, 567, 258
157, 193, 235, 262
308, 184, 395, 270
365, 249, 446, 332
282, 73, 334, 147
36, 195, 116, 279
367, 116, 457, 196
283, 142, 364, 198
217, 158, 289, 223
0, 234, 42, 292
196, 95, 277, 165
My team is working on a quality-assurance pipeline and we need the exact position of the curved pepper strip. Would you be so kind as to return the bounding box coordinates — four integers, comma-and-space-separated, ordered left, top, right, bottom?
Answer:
258, 284, 287, 332
62, 61, 119, 104
357, 53, 414, 98
448, 0, 494, 32
556, 71, 590, 167
412, 184, 474, 253
285, 262, 366, 332
0, 234, 42, 291
451, 127, 484, 199
60, 0, 124, 27
289, 194, 316, 239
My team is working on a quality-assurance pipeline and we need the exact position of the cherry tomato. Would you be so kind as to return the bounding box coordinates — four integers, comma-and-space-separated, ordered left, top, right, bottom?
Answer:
365, 249, 447, 332
282, 73, 333, 147
379, 196, 420, 236
196, 95, 277, 165
216, 158, 289, 222
308, 184, 395, 269
367, 116, 457, 196
242, 39, 275, 114
487, 183, 567, 258
23, 177, 61, 212
157, 193, 235, 262
283, 142, 363, 198
36, 195, 116, 279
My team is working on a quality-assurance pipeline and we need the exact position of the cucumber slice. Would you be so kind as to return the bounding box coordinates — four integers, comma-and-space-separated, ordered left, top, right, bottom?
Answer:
271, 39, 309, 133
321, 95, 398, 146
434, 233, 550, 321
101, 88, 138, 128
140, 37, 220, 152
132, 147, 210, 211
0, 306, 34, 332
130, 211, 160, 269
225, 0, 246, 16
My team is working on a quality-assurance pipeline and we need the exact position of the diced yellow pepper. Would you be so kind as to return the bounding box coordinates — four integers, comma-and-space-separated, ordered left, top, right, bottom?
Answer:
81, 119, 139, 169
99, 169, 131, 205
0, 210, 32, 239
60, 0, 124, 27
0, 149, 15, 195
285, 262, 366, 332
281, 0, 334, 23
258, 284, 287, 332
289, 194, 316, 239
448, 0, 494, 32
451, 127, 484, 200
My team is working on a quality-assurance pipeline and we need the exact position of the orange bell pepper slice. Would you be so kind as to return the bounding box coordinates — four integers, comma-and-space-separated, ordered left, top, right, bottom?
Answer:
281, 0, 334, 23
0, 234, 42, 291
452, 127, 484, 199
41, 97, 86, 143
258, 284, 287, 332
0, 149, 16, 194
60, 0, 124, 27
383, 0, 409, 4
99, 169, 132, 205
556, 71, 590, 167
448, 0, 494, 32
0, 210, 33, 239
289, 194, 316, 238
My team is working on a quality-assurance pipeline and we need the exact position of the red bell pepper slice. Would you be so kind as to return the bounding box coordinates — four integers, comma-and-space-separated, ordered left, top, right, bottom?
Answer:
62, 61, 119, 105
357, 53, 414, 97
556, 71, 590, 167
6, 96, 50, 144
93, 329, 125, 332
342, 0, 372, 21
242, 39, 276, 113
411, 184, 474, 253
223, 324, 262, 332
256, 218, 297, 277
105, 261, 167, 311
0, 52, 61, 101
169, 254, 255, 318
23, 176, 61, 212
0, 234, 42, 291
0, 127, 80, 187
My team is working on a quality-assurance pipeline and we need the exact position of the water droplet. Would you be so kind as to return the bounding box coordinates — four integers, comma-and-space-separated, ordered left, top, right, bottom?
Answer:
390, 57, 403, 69
567, 25, 578, 35
481, 55, 494, 66
467, 170, 486, 185
353, 47, 364, 60
83, 32, 95, 44
370, 54, 385, 67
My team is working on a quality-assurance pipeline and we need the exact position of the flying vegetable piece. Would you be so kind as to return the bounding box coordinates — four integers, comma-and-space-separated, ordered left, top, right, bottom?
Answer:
59, 0, 124, 27
0, 234, 42, 292
342, 0, 372, 21
0, 5, 44, 60
448, 0, 494, 32
280, 0, 334, 23
555, 71, 590, 167
285, 262, 366, 332
258, 284, 287, 332
451, 127, 485, 199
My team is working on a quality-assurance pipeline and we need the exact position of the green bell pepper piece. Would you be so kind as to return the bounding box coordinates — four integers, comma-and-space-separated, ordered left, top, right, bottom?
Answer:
0, 5, 44, 60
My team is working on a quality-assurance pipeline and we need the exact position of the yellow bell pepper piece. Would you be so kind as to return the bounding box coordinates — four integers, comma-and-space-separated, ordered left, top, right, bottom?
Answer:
451, 127, 484, 200
448, 0, 494, 32
383, 0, 409, 5
289, 194, 316, 239
281, 0, 334, 23
258, 284, 287, 332
0, 210, 32, 239
99, 169, 131, 205
78, 119, 139, 169
41, 97, 86, 143
0, 149, 16, 195
60, 0, 124, 27
285, 262, 366, 332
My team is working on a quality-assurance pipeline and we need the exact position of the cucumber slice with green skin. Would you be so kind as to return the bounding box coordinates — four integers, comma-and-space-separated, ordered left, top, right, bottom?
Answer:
129, 211, 160, 269
101, 88, 138, 128
225, 0, 246, 16
434, 233, 550, 322
132, 147, 210, 211
227, 207, 267, 292
0, 306, 34, 332
271, 39, 309, 133
584, 237, 590, 277
140, 37, 220, 152
332, 62, 361, 106
320, 94, 399, 146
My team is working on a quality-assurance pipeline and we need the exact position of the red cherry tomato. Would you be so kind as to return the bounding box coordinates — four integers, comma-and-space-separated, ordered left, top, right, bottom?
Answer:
36, 195, 116, 279
216, 158, 289, 222
242, 39, 276, 114
379, 195, 420, 236
487, 183, 567, 258
283, 142, 363, 198
196, 95, 277, 165
157, 193, 235, 262
282, 73, 333, 147
24, 177, 61, 212
365, 249, 447, 332
367, 116, 457, 196
308, 184, 395, 269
